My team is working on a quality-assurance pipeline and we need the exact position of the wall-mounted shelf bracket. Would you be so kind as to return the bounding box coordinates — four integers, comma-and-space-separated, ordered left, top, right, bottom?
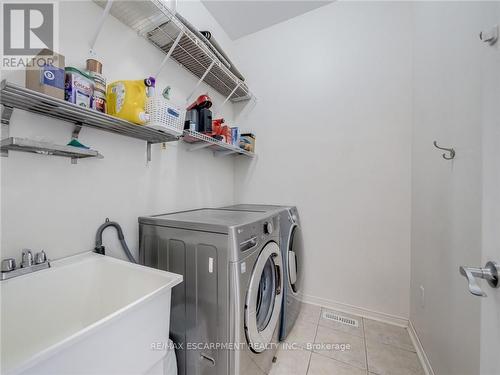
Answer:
1, 105, 14, 156
72, 123, 83, 140
146, 141, 152, 162
1, 105, 13, 126
186, 61, 215, 104
70, 123, 84, 164
89, 0, 113, 54
215, 82, 241, 117
221, 83, 240, 107
155, 31, 183, 78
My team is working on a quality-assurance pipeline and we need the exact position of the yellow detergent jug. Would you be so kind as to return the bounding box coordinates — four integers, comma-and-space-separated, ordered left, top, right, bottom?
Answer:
107, 77, 155, 125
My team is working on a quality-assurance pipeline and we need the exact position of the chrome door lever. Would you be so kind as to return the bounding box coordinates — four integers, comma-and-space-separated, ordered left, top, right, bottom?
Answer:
459, 261, 500, 297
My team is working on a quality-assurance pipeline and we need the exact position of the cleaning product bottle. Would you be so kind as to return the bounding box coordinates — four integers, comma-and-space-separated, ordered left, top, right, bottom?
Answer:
106, 77, 155, 125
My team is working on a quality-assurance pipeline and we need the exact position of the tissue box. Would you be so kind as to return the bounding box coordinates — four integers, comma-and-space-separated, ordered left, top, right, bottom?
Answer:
25, 49, 65, 100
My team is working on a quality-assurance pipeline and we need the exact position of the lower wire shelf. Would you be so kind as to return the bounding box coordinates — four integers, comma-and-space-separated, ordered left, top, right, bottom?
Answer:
182, 130, 255, 158
1, 137, 103, 164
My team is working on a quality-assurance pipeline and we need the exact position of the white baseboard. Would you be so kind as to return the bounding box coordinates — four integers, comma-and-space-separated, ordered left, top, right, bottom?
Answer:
407, 320, 435, 375
300, 293, 409, 327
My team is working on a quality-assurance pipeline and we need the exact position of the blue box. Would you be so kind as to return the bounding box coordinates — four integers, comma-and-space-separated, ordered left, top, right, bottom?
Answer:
231, 127, 240, 146
40, 64, 65, 90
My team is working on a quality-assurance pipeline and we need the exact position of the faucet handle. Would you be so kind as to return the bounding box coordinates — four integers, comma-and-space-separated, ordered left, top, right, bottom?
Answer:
35, 250, 47, 264
21, 249, 33, 268
1, 258, 16, 272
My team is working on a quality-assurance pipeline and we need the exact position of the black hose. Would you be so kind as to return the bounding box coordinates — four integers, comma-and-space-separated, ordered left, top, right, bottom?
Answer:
95, 218, 137, 263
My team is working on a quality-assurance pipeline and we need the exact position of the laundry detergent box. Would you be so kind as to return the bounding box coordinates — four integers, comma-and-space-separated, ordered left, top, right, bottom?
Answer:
64, 67, 94, 108
25, 49, 65, 100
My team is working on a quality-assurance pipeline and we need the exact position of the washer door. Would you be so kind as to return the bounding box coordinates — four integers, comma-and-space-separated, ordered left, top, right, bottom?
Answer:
288, 224, 302, 294
245, 241, 283, 353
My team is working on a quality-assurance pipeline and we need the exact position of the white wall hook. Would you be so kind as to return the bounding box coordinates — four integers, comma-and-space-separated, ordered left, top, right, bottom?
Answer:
479, 25, 498, 45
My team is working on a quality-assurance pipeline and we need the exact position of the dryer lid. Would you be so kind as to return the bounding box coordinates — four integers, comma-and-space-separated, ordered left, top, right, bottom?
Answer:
139, 209, 266, 233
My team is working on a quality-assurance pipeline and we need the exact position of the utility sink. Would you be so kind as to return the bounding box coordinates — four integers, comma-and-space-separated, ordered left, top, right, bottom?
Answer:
1, 252, 182, 375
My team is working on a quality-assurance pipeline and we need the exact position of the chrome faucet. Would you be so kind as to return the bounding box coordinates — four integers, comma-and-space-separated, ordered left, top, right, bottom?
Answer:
1, 249, 50, 281
21, 249, 33, 268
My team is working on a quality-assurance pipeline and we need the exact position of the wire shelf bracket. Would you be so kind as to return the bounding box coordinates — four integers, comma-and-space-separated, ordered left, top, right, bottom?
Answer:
89, 0, 113, 55
186, 60, 215, 104
155, 30, 183, 78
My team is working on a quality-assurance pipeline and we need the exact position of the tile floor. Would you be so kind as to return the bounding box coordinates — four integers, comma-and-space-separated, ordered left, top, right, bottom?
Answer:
269, 303, 425, 375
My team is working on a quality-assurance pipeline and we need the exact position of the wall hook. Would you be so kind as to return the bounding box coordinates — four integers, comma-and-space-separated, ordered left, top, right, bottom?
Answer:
433, 141, 455, 160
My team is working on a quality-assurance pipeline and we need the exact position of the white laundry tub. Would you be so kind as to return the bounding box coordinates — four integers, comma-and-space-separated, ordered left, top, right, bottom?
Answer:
1, 252, 182, 375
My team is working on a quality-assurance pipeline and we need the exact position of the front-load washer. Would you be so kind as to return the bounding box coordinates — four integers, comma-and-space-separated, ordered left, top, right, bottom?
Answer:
221, 204, 303, 341
138, 208, 283, 375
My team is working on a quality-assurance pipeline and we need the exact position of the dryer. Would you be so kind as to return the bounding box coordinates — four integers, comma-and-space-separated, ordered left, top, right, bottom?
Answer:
221, 205, 303, 341
138, 209, 283, 375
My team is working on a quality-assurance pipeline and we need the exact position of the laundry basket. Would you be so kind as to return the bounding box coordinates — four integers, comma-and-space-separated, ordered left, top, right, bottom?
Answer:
145, 96, 185, 136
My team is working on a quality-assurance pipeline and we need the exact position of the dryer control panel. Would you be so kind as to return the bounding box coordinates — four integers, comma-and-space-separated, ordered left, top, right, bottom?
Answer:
235, 215, 280, 254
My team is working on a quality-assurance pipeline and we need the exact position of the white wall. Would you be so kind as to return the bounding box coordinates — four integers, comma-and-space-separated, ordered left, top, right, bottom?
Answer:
233, 2, 413, 319
479, 3, 500, 375
410, 2, 496, 375
0, 0, 239, 262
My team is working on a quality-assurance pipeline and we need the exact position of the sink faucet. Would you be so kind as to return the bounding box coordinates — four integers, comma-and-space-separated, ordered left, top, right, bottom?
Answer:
21, 249, 33, 268
1, 249, 50, 281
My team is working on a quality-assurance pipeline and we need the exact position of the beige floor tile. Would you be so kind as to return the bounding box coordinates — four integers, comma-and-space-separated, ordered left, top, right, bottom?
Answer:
296, 303, 322, 325
308, 353, 367, 375
285, 319, 318, 350
269, 346, 311, 375
318, 308, 364, 338
363, 319, 415, 352
366, 339, 424, 375
313, 325, 367, 370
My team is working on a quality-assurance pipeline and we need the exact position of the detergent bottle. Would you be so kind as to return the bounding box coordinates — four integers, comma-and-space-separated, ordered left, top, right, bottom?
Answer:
106, 77, 155, 125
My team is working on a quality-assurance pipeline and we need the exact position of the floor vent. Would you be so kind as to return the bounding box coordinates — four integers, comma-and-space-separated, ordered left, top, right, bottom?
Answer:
322, 311, 359, 327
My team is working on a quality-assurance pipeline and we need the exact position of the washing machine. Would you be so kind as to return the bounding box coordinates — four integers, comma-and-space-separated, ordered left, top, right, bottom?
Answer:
221, 205, 303, 341
138, 208, 283, 375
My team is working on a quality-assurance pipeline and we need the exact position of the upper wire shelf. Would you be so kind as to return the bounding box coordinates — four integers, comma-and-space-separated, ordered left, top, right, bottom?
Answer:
94, 0, 252, 102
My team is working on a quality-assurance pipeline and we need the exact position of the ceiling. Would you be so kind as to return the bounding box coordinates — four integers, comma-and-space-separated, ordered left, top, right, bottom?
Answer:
201, 1, 333, 40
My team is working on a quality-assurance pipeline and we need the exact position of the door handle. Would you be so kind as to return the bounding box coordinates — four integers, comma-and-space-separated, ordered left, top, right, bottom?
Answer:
239, 236, 257, 252
459, 261, 500, 297
274, 264, 281, 295
271, 253, 281, 295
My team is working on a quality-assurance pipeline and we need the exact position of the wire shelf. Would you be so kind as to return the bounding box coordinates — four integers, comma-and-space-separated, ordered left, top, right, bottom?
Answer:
94, 0, 251, 101
1, 137, 103, 161
183, 130, 255, 158
0, 80, 180, 144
